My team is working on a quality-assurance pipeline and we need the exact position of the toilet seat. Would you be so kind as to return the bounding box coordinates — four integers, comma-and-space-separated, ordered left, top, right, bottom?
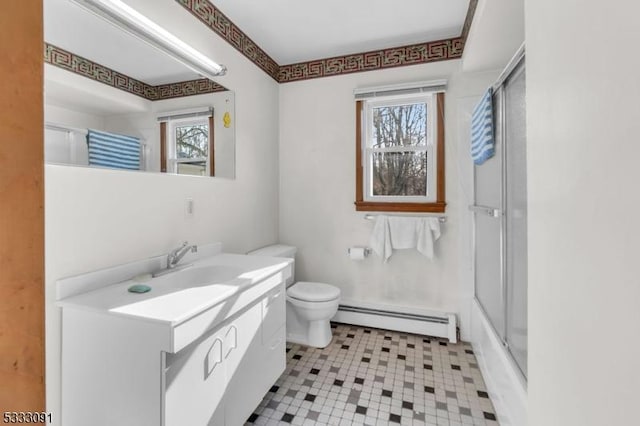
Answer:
287, 281, 340, 302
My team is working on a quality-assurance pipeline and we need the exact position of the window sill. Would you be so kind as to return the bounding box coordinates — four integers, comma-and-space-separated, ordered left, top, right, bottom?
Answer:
354, 201, 446, 213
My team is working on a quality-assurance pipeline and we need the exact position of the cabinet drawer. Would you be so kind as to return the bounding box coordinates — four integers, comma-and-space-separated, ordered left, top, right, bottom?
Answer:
261, 326, 286, 389
262, 283, 286, 344
265, 325, 286, 375
172, 272, 284, 352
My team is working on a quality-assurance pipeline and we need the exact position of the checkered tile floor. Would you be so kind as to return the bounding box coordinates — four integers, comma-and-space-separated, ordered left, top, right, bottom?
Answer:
245, 323, 499, 425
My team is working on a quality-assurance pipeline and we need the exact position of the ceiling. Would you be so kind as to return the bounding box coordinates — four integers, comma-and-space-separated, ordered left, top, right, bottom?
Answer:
44, 0, 474, 88
462, 0, 524, 72
44, 0, 200, 85
212, 0, 471, 64
45, 64, 150, 115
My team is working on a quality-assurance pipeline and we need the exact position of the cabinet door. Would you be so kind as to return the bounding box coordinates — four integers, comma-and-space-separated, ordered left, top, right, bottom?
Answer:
163, 326, 226, 426
224, 302, 264, 426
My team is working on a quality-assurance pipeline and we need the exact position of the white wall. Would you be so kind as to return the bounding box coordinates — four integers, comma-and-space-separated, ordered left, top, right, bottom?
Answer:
45, 1, 280, 423
526, 2, 640, 425
278, 60, 497, 338
45, 103, 105, 130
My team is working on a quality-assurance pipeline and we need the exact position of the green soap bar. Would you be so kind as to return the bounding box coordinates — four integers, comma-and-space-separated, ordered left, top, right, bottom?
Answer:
128, 284, 151, 293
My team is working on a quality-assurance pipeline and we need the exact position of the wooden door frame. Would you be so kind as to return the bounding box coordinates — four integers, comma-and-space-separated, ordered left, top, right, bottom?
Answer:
0, 1, 46, 411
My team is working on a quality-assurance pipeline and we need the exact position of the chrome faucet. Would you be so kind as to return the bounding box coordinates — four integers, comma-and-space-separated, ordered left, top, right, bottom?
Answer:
166, 241, 198, 269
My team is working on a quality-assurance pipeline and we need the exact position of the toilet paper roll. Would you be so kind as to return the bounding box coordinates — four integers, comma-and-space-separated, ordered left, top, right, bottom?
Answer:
349, 247, 366, 261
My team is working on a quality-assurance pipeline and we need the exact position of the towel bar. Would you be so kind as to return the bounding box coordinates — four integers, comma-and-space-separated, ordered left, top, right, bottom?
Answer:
468, 205, 502, 218
364, 214, 446, 223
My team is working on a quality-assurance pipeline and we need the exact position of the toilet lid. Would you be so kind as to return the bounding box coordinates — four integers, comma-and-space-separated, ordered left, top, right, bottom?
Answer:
287, 281, 341, 302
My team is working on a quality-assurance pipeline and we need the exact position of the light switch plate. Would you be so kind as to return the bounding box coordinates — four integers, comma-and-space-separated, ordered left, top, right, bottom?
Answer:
185, 198, 194, 218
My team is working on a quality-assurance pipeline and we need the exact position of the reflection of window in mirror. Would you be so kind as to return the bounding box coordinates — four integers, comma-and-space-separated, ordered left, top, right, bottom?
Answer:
159, 109, 215, 176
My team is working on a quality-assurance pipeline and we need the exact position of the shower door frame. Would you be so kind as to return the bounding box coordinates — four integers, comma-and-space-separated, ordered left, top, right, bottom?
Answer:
472, 46, 527, 382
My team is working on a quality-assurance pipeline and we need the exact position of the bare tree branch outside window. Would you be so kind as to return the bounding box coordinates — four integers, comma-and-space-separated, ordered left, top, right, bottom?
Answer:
371, 103, 427, 196
174, 123, 209, 175
176, 124, 208, 159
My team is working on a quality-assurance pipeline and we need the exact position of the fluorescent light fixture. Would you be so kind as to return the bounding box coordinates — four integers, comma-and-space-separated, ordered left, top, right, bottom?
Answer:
70, 0, 227, 79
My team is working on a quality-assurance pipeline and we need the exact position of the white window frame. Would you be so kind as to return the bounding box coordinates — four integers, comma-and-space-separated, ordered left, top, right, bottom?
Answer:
362, 93, 437, 203
167, 116, 210, 175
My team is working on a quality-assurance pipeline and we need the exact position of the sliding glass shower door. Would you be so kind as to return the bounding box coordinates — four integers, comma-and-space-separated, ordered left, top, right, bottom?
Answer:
473, 56, 527, 378
504, 64, 527, 375
473, 87, 504, 340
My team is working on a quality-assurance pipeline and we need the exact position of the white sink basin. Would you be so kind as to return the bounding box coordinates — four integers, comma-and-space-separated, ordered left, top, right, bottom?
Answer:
57, 249, 293, 326
171, 265, 244, 288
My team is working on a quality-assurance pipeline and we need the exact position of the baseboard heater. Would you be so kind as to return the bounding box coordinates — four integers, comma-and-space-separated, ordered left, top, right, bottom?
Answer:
333, 303, 457, 343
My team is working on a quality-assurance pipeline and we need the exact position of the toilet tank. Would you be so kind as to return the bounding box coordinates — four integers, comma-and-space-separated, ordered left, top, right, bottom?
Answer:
247, 244, 297, 284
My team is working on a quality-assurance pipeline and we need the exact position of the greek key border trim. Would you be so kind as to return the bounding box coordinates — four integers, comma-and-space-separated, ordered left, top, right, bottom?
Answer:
44, 43, 227, 101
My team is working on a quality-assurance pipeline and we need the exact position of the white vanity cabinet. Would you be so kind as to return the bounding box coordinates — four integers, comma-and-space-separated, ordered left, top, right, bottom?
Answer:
59, 253, 291, 426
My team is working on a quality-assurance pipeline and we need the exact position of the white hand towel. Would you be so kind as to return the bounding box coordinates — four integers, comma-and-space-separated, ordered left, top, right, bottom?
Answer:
369, 216, 442, 262
369, 215, 392, 262
388, 216, 420, 249
416, 217, 441, 260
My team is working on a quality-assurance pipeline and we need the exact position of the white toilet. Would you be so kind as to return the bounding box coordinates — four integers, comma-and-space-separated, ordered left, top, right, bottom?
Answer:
247, 244, 341, 348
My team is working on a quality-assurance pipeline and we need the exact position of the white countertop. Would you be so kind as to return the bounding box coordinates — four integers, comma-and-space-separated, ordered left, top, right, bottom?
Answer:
58, 253, 292, 326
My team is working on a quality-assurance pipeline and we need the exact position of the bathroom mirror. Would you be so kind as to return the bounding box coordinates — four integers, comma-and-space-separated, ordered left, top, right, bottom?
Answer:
43, 0, 236, 178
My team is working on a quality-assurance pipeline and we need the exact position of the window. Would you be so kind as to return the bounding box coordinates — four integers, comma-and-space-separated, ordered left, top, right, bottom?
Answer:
159, 109, 215, 176
355, 91, 445, 212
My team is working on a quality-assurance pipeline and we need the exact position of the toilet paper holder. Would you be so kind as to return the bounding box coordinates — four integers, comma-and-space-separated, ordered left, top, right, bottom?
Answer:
347, 247, 371, 256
